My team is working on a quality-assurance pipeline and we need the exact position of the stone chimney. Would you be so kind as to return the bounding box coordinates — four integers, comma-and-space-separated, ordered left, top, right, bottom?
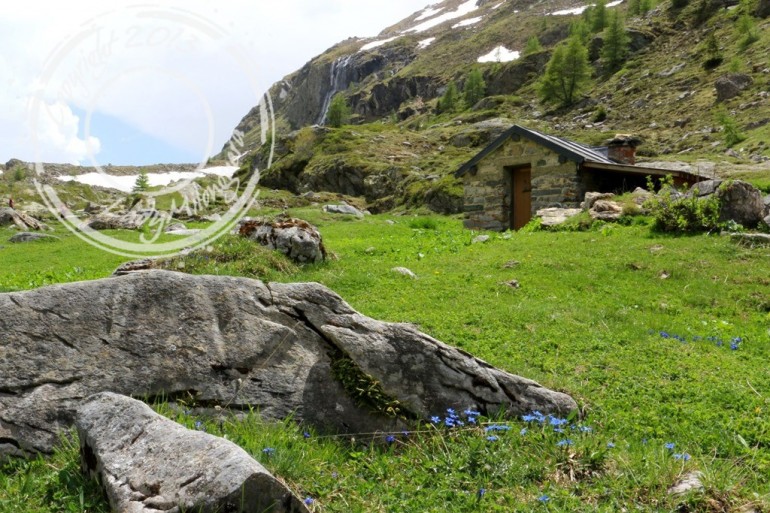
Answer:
606, 134, 642, 165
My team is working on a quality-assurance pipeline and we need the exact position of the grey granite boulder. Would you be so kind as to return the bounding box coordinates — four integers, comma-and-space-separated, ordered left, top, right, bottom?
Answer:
0, 270, 577, 460
77, 392, 309, 513
691, 179, 764, 228
239, 218, 326, 263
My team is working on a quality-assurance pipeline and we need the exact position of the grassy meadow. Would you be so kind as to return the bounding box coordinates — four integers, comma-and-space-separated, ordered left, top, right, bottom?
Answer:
1, 207, 770, 512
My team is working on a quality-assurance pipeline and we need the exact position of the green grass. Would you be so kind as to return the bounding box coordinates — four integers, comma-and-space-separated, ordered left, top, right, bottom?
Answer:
2, 213, 770, 511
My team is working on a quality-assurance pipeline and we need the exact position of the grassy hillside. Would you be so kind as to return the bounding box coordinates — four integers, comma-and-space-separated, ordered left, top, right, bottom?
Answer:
2, 209, 769, 511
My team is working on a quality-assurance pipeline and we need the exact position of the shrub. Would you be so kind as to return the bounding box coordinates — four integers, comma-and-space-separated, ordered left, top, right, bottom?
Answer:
523, 36, 543, 56
438, 81, 459, 113
645, 177, 721, 232
714, 108, 746, 148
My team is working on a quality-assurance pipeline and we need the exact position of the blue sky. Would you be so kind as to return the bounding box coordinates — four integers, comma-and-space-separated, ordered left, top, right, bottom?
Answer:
1, 0, 432, 167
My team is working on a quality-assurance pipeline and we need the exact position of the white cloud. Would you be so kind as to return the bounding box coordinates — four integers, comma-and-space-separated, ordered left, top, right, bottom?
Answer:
0, 0, 432, 165
30, 102, 101, 165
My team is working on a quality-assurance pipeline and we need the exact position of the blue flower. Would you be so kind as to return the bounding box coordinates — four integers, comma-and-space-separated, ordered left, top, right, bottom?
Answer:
477, 488, 486, 499
303, 497, 314, 505
554, 428, 564, 433
660, 331, 670, 338
402, 430, 410, 437
577, 425, 592, 433
262, 447, 276, 455
556, 439, 573, 447
385, 435, 396, 443
303, 431, 311, 439
444, 417, 456, 428
447, 408, 458, 418
673, 453, 691, 461
665, 442, 675, 450
194, 420, 204, 430
431, 416, 441, 424
464, 409, 481, 417
606, 442, 615, 448
730, 340, 740, 350
538, 494, 550, 502
520, 428, 528, 435
467, 416, 477, 424
549, 416, 568, 426
486, 435, 499, 442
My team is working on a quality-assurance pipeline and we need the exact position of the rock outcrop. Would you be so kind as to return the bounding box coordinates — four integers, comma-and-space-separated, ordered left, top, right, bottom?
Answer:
0, 207, 49, 231
0, 270, 577, 459
239, 217, 326, 263
77, 392, 309, 513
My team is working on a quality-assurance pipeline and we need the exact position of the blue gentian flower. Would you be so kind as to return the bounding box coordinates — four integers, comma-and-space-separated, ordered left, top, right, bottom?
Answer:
665, 442, 675, 450
673, 453, 691, 461
262, 447, 275, 455
556, 439, 573, 447
486, 435, 499, 442
606, 442, 615, 448
303, 497, 314, 505
385, 435, 396, 443
520, 428, 528, 435
431, 416, 441, 424
538, 494, 550, 502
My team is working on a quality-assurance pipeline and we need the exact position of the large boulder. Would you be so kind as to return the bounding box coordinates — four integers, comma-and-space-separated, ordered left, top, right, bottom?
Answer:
714, 73, 753, 103
239, 217, 326, 263
84, 212, 149, 230
8, 232, 59, 243
0, 270, 577, 459
77, 392, 309, 513
691, 179, 764, 227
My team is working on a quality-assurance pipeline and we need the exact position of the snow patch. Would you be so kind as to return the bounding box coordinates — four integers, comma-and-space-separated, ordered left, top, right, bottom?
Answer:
492, 2, 505, 8
57, 167, 238, 194
415, 5, 444, 21
477, 46, 521, 63
359, 36, 399, 51
418, 37, 436, 49
453, 16, 483, 28
549, 0, 624, 15
549, 5, 589, 15
404, 0, 479, 33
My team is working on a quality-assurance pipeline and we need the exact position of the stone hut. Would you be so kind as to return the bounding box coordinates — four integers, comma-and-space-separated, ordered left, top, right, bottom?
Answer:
455, 125, 703, 231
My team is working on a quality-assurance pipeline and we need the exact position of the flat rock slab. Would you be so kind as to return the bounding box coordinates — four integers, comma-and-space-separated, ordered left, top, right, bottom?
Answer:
77, 392, 309, 513
0, 270, 577, 459
8, 232, 60, 243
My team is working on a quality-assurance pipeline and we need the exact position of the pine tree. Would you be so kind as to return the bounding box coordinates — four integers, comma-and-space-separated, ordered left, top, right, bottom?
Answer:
538, 36, 592, 107
627, 0, 641, 16
601, 11, 629, 73
133, 169, 150, 193
327, 93, 351, 128
463, 69, 486, 108
439, 81, 459, 113
570, 19, 591, 44
592, 0, 608, 32
523, 36, 543, 55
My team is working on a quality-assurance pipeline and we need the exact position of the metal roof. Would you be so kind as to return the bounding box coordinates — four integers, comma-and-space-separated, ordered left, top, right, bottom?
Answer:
455, 124, 616, 178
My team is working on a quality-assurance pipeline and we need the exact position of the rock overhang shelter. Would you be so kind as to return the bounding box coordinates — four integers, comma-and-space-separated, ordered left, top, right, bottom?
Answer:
455, 124, 704, 231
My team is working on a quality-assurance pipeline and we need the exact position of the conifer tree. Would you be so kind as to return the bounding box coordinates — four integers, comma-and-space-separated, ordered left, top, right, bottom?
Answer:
523, 36, 543, 55
463, 69, 486, 108
592, 0, 608, 32
538, 36, 591, 107
327, 93, 351, 127
439, 81, 459, 113
133, 169, 150, 193
601, 11, 629, 72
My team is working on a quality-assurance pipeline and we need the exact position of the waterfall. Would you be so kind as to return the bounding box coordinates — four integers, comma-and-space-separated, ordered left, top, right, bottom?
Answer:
317, 54, 353, 125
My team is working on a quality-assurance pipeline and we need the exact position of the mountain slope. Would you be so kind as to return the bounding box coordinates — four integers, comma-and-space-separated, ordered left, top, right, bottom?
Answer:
223, 0, 770, 213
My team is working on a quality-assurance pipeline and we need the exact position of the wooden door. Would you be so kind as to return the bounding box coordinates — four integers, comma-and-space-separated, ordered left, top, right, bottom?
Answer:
511, 167, 532, 230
